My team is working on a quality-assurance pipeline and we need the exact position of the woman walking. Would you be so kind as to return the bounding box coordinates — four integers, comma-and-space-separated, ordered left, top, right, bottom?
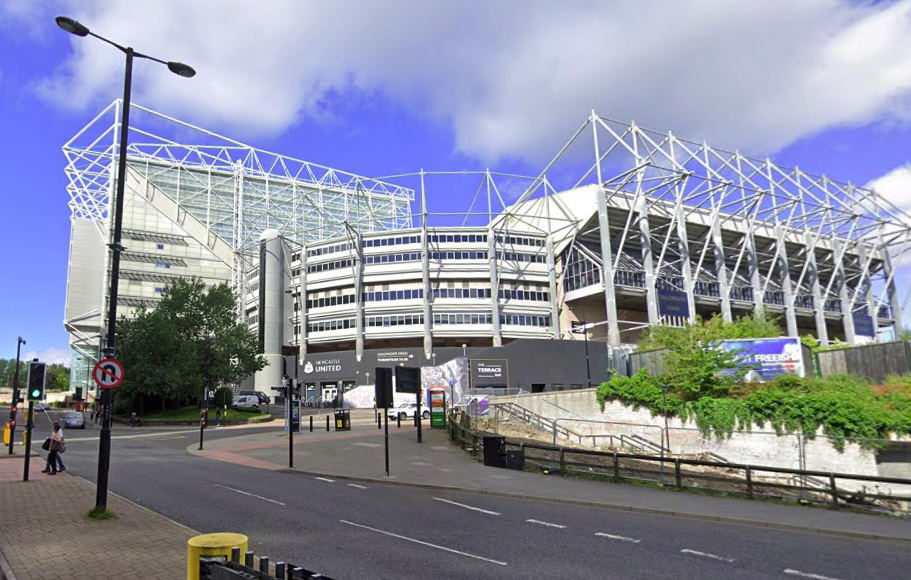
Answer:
41, 422, 64, 475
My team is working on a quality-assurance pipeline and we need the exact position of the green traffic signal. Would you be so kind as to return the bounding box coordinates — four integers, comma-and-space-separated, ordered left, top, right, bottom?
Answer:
26, 362, 46, 401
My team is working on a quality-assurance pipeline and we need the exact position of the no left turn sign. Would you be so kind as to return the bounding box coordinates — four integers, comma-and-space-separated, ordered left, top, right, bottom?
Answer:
93, 358, 125, 389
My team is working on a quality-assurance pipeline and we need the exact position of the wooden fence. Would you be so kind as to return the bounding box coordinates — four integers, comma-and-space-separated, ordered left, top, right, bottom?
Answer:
816, 341, 911, 383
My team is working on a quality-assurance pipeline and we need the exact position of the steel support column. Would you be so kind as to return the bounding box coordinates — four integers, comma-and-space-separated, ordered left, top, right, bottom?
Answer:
775, 225, 799, 337
881, 245, 905, 337
833, 239, 856, 344
637, 196, 659, 325
488, 227, 502, 347
421, 173, 433, 358
546, 234, 560, 338
711, 221, 733, 322
354, 232, 365, 361
298, 247, 308, 359
857, 242, 879, 339
805, 233, 829, 345
593, 115, 621, 345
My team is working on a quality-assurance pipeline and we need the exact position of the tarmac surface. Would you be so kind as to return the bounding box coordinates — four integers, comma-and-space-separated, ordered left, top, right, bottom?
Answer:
2, 409, 910, 579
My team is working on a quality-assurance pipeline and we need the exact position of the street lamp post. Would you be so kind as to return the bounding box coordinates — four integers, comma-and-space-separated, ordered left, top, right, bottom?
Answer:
55, 15, 195, 512
7, 337, 25, 455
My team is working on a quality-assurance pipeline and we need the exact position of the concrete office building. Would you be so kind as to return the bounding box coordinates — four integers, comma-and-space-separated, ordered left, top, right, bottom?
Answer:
62, 101, 412, 394
250, 114, 911, 402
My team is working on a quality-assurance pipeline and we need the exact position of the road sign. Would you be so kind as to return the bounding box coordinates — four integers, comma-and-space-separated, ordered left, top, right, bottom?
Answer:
93, 358, 125, 389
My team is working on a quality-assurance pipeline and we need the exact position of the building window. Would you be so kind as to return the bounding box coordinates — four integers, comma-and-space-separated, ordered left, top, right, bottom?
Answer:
156, 243, 165, 250
155, 262, 171, 269
154, 287, 163, 294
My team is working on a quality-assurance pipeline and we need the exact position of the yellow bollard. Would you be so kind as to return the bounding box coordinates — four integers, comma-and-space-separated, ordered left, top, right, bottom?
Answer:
186, 532, 248, 580
2, 423, 9, 445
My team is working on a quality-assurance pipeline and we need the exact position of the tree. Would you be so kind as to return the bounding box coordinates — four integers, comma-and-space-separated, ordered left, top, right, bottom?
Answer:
637, 311, 783, 401
116, 277, 266, 414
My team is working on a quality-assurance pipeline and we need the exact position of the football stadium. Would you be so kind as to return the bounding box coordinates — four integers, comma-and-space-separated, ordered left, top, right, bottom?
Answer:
63, 103, 911, 398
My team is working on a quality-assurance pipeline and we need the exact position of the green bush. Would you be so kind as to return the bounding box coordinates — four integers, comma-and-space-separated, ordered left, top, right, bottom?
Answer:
596, 370, 911, 450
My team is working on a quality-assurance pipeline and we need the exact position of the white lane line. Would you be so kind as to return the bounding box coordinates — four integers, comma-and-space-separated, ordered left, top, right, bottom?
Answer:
339, 520, 507, 566
315, 477, 335, 483
680, 549, 735, 563
594, 532, 640, 543
347, 483, 368, 489
784, 569, 843, 580
432, 497, 501, 516
212, 484, 285, 506
526, 519, 566, 529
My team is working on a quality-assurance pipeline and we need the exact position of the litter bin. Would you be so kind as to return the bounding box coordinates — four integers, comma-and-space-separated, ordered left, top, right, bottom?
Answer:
334, 408, 351, 431
482, 435, 506, 468
506, 449, 524, 470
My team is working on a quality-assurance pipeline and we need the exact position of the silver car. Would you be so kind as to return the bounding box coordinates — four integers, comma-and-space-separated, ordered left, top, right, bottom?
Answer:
63, 411, 86, 429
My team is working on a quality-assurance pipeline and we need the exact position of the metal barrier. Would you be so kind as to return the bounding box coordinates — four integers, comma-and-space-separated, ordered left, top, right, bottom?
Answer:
198, 545, 334, 580
449, 413, 911, 515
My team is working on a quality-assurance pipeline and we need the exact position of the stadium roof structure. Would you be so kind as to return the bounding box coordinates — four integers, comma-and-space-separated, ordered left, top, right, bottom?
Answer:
63, 99, 414, 253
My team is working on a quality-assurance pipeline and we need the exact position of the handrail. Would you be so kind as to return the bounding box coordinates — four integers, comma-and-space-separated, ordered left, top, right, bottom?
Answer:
518, 441, 911, 486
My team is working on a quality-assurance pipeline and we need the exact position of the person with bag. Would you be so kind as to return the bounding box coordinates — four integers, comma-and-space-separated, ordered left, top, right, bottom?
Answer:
41, 422, 65, 475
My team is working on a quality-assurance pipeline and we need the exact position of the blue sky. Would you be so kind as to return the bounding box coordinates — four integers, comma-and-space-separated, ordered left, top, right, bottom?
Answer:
1, 0, 910, 365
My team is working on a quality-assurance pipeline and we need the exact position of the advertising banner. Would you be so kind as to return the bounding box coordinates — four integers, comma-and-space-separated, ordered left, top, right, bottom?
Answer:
657, 286, 690, 318
718, 337, 806, 381
470, 359, 509, 387
852, 310, 875, 337
429, 388, 446, 428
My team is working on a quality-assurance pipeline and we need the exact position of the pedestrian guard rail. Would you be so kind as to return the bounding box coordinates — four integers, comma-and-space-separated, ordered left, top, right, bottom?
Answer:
198, 545, 334, 580
447, 411, 911, 515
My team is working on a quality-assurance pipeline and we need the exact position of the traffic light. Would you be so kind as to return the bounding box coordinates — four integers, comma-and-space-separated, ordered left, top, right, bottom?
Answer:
26, 362, 46, 401
200, 408, 208, 429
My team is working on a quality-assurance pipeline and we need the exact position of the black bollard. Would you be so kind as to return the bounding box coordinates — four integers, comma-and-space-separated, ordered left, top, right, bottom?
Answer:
326, 415, 329, 431
378, 411, 382, 429
397, 414, 401, 428
310, 415, 313, 432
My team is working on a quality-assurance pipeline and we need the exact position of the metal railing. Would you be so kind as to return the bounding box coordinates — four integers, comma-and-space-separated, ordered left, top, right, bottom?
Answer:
449, 414, 911, 515
199, 546, 334, 579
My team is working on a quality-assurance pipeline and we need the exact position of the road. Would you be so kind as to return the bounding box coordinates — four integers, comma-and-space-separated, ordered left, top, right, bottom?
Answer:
7, 407, 909, 579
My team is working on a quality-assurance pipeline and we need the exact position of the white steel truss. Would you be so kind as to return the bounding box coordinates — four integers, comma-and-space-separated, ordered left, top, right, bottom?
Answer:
507, 111, 910, 344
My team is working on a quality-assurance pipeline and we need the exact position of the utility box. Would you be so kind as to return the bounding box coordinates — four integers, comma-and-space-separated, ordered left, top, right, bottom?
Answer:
334, 408, 351, 431
506, 450, 524, 470
482, 435, 506, 468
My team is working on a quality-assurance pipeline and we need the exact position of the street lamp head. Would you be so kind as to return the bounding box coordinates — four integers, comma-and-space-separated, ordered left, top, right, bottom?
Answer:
167, 61, 196, 78
55, 16, 89, 37
18, 337, 26, 345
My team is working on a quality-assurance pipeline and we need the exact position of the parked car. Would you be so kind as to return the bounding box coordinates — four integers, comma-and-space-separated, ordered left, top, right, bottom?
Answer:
239, 390, 271, 405
387, 402, 430, 421
63, 411, 85, 429
233, 395, 261, 411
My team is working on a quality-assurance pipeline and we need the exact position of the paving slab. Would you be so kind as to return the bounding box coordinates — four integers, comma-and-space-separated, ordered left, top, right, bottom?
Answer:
0, 455, 196, 580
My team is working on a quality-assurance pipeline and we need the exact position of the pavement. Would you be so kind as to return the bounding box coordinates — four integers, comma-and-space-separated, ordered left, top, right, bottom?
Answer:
0, 453, 193, 580
2, 411, 910, 580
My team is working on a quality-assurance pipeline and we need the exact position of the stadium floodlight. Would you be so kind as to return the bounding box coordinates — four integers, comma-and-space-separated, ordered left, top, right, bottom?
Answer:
55, 14, 195, 513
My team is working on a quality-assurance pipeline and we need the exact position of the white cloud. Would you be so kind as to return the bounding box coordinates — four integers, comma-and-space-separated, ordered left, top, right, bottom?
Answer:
12, 0, 911, 163
22, 348, 71, 366
867, 164, 911, 215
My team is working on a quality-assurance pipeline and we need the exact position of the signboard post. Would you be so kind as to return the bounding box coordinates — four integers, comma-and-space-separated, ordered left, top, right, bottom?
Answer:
395, 366, 422, 443
429, 389, 446, 428
375, 368, 393, 476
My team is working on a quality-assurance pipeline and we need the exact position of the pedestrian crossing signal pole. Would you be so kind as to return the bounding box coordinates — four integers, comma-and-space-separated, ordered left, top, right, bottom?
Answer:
199, 382, 208, 451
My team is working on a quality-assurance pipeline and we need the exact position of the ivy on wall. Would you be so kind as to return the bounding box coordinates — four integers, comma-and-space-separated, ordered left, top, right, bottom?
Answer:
596, 370, 911, 450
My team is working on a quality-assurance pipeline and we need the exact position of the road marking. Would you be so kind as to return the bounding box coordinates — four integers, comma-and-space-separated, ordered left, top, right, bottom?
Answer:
595, 532, 640, 543
65, 429, 201, 442
315, 477, 335, 483
339, 520, 507, 566
347, 483, 368, 489
213, 484, 285, 506
526, 519, 566, 529
784, 569, 843, 580
680, 549, 735, 563
432, 498, 501, 515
